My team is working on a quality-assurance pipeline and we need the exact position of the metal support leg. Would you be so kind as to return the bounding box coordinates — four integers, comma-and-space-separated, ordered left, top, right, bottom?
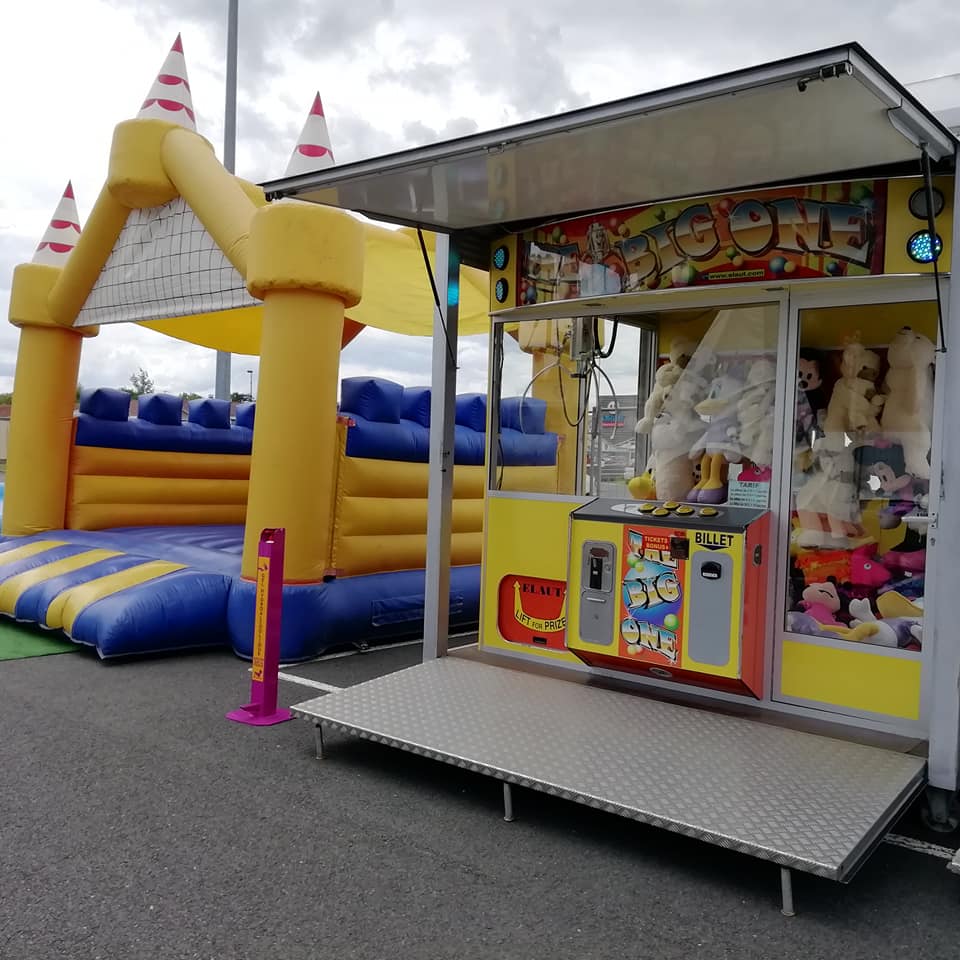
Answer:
314, 723, 325, 760
922, 786, 959, 832
503, 782, 514, 823
780, 867, 795, 917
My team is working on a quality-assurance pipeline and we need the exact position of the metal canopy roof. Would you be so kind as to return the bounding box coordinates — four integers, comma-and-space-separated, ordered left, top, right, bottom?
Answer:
262, 43, 956, 259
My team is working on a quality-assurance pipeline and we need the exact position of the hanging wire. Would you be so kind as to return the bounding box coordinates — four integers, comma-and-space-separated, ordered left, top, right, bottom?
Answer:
416, 227, 458, 367
919, 146, 948, 353
518, 359, 561, 434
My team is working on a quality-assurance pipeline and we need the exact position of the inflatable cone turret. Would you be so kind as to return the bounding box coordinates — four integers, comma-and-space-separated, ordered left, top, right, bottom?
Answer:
285, 93, 335, 175
138, 33, 196, 130
32, 181, 81, 267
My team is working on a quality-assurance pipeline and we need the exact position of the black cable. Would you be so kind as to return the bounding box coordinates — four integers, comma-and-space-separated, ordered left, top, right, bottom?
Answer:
595, 316, 619, 359
920, 146, 947, 353
416, 228, 458, 367
556, 346, 591, 429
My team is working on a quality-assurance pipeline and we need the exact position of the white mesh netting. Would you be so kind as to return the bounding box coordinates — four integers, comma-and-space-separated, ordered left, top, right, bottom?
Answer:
75, 196, 258, 327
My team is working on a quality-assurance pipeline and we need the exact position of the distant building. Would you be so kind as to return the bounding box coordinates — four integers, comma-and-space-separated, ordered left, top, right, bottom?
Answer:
0, 404, 10, 461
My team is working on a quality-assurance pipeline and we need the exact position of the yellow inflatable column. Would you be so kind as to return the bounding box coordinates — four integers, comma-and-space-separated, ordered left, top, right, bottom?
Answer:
4, 265, 98, 535
243, 202, 364, 582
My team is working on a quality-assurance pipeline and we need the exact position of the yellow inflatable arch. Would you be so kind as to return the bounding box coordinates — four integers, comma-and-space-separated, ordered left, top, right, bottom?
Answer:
6, 89, 490, 579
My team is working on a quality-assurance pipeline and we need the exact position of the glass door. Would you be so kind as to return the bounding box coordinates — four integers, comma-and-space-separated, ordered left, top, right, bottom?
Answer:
774, 286, 943, 725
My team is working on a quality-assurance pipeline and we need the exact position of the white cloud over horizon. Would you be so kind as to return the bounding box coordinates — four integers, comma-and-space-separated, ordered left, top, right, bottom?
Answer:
2, 1, 959, 400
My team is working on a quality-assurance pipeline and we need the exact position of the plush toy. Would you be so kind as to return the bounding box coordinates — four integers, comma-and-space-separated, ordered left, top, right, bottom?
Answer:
879, 326, 935, 479
627, 469, 656, 500
798, 579, 844, 626
630, 371, 708, 502
794, 433, 865, 547
822, 337, 884, 441
786, 611, 879, 643
848, 543, 893, 592
687, 369, 744, 504
856, 441, 928, 574
848, 594, 923, 650
737, 357, 777, 468
636, 337, 698, 434
794, 547, 852, 586
795, 348, 827, 472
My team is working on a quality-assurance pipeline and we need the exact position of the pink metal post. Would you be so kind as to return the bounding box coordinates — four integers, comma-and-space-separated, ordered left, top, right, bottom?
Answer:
227, 528, 293, 726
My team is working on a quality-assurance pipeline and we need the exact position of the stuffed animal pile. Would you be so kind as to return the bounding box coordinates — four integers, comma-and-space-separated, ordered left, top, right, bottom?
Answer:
788, 325, 936, 650
623, 320, 936, 653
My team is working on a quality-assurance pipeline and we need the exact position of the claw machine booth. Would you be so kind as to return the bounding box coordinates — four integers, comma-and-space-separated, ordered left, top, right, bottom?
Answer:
272, 43, 960, 906
483, 162, 955, 730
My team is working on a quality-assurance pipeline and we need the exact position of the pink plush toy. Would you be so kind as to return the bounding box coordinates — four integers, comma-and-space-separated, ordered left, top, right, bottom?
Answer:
798, 580, 843, 626
849, 544, 892, 590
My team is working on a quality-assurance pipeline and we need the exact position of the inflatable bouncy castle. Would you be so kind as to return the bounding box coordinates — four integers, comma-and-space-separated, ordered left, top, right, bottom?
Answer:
0, 36, 553, 659
0, 379, 557, 659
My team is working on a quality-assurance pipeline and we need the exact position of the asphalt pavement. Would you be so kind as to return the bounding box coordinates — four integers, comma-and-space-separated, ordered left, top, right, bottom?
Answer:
1, 643, 958, 960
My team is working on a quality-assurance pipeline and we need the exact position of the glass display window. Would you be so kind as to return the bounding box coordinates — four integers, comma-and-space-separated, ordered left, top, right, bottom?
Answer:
489, 303, 781, 506
785, 301, 938, 653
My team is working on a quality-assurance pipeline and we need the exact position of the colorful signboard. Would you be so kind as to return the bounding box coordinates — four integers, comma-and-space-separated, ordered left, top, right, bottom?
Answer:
497, 574, 568, 650
619, 526, 684, 666
518, 180, 887, 305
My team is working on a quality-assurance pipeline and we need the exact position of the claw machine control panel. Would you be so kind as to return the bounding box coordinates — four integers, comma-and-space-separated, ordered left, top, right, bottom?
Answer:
567, 499, 771, 698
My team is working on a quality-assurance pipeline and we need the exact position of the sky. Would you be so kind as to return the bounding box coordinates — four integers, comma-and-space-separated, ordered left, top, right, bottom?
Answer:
2, 0, 960, 400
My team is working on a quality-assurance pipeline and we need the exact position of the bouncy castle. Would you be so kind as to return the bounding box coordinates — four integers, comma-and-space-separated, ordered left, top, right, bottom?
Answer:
0, 36, 559, 659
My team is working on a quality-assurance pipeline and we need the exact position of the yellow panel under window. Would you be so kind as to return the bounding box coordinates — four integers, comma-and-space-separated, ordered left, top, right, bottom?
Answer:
781, 640, 921, 720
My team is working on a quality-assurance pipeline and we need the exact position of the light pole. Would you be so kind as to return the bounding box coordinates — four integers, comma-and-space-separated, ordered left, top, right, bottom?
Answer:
215, 0, 239, 400
247, 369, 254, 400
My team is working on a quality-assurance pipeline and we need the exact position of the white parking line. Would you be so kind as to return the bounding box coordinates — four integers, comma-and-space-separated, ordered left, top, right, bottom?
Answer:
280, 633, 477, 669
276, 672, 344, 694
883, 834, 957, 860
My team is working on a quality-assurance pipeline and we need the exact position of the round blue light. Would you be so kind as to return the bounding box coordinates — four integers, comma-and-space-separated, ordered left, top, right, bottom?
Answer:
907, 230, 943, 264
492, 245, 509, 271
494, 278, 509, 303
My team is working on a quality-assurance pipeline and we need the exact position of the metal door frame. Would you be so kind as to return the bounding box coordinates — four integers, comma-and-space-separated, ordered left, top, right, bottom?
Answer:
771, 276, 949, 739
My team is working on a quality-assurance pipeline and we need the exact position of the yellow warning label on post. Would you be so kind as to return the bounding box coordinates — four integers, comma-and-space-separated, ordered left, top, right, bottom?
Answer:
252, 556, 270, 682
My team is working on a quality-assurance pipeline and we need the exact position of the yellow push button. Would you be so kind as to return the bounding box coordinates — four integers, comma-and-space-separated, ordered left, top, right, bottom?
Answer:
675, 505, 695, 516
652, 507, 671, 517
638, 502, 656, 513
662, 501, 680, 510
699, 506, 719, 517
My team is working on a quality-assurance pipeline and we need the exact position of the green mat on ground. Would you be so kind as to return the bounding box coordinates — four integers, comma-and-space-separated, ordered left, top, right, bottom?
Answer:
0, 620, 78, 660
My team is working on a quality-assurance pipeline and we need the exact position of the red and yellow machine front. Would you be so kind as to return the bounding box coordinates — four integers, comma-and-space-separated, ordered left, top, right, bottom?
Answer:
566, 500, 770, 698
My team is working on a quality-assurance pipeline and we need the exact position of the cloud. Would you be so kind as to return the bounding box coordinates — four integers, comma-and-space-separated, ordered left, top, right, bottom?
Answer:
4, 0, 960, 403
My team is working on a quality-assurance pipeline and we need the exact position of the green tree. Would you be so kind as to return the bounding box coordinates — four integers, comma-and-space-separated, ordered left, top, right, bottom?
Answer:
181, 392, 202, 402
123, 368, 155, 396
230, 391, 253, 403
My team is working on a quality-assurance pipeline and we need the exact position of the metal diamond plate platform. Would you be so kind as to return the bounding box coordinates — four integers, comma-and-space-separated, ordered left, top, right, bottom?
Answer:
291, 658, 925, 881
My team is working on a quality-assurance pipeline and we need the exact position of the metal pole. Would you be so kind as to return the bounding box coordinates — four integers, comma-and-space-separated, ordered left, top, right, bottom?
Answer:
927, 147, 960, 796
502, 782, 514, 822
779, 867, 795, 917
215, 0, 239, 400
422, 233, 459, 661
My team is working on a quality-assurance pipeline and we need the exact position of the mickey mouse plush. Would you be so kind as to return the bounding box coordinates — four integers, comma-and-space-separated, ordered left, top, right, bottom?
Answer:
856, 441, 928, 575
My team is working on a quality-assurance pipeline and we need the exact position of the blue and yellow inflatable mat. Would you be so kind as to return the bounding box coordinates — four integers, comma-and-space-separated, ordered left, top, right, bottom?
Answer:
0, 525, 481, 660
